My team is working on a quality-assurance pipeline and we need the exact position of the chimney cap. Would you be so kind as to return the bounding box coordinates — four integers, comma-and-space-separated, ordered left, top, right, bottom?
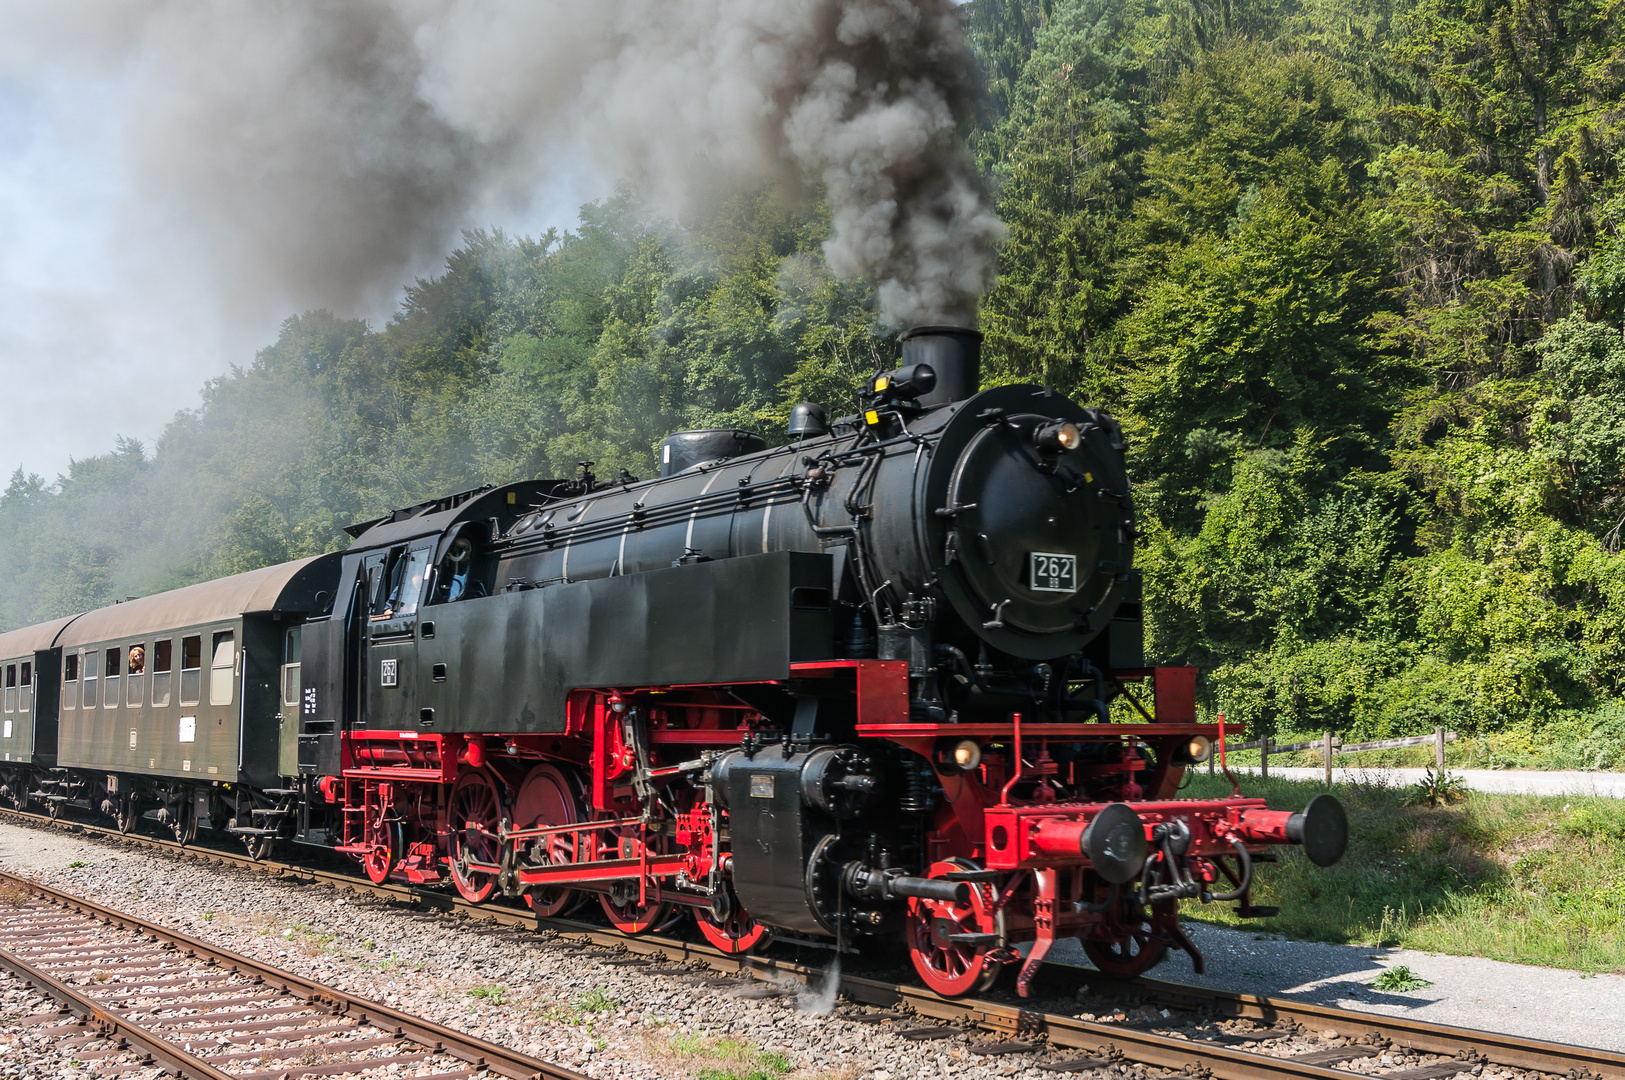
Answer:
900, 324, 983, 343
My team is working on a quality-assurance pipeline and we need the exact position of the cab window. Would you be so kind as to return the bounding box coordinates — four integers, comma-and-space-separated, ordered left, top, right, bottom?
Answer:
372, 548, 430, 621
431, 534, 489, 604
209, 631, 235, 707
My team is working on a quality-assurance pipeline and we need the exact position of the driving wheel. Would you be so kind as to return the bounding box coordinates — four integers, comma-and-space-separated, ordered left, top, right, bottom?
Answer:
695, 889, 770, 954
449, 769, 506, 903
513, 764, 584, 917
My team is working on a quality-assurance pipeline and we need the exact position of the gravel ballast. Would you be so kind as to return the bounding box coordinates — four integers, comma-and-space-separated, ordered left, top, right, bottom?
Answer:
1, 818, 1622, 1080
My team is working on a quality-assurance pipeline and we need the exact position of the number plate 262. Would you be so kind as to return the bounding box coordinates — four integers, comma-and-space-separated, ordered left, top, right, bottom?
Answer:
1029, 552, 1078, 593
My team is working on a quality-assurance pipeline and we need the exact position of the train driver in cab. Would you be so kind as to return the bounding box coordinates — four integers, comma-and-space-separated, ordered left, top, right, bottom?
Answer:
435, 536, 478, 603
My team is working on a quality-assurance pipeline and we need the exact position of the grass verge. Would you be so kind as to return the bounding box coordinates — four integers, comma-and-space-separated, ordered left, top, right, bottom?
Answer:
1180, 772, 1625, 973
643, 1029, 793, 1080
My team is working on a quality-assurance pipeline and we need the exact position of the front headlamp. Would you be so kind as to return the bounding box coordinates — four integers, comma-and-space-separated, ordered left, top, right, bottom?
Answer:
1035, 420, 1083, 454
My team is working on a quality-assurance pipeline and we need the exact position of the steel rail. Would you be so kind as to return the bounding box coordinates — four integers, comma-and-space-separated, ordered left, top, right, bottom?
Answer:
0, 941, 237, 1080
3, 806, 1622, 1080
0, 867, 582, 1080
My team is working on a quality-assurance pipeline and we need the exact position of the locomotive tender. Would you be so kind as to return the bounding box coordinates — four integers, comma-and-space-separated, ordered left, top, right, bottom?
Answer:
0, 327, 1346, 995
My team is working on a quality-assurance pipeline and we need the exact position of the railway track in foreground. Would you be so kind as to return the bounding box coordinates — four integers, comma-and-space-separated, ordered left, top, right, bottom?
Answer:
2, 807, 1623, 1080
0, 868, 577, 1080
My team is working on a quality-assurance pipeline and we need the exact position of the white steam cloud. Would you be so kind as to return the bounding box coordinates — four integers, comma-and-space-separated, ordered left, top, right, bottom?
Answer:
4, 0, 1002, 328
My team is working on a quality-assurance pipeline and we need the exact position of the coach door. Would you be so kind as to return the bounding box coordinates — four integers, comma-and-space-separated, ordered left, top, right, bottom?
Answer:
365, 543, 431, 731
278, 626, 301, 777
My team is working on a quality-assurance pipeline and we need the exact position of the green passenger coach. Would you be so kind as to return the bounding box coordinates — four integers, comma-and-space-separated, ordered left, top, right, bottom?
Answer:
9, 555, 339, 843
0, 615, 76, 777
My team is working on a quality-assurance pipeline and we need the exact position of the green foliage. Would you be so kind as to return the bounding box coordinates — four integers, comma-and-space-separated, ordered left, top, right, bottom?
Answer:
1183, 774, 1625, 971
1404, 767, 1469, 806
1370, 965, 1433, 991
4, 0, 1625, 755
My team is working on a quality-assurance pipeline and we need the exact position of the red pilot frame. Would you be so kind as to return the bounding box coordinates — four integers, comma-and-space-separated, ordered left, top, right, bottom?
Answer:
320, 663, 1347, 992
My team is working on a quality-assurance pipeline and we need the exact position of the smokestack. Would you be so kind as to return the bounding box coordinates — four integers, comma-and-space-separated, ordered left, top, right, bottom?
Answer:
900, 326, 982, 407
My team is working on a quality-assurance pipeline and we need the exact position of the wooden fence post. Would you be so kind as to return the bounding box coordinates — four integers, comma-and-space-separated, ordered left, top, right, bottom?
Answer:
1323, 731, 1333, 786
1435, 726, 1446, 771
1260, 737, 1269, 779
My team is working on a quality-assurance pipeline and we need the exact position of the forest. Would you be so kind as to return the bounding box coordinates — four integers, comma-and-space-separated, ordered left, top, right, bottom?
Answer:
3, 0, 1624, 753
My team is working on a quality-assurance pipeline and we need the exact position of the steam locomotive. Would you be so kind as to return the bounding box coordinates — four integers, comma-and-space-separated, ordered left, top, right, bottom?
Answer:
0, 326, 1346, 996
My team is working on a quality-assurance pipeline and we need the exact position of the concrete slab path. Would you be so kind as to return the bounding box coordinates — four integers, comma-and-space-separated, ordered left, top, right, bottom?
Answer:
1218, 765, 1625, 797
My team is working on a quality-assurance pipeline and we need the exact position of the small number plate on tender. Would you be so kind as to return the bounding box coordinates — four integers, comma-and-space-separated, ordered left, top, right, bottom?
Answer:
749, 775, 775, 799
380, 658, 398, 688
1030, 551, 1078, 593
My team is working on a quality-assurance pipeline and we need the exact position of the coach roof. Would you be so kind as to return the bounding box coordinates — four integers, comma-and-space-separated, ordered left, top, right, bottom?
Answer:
0, 614, 84, 660
57, 555, 341, 648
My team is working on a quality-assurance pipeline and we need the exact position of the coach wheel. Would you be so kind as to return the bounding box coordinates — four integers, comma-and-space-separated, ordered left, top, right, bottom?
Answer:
172, 798, 199, 846
364, 820, 403, 885
247, 836, 278, 862
695, 894, 770, 954
906, 858, 1003, 997
513, 764, 583, 918
116, 794, 140, 834
449, 770, 505, 904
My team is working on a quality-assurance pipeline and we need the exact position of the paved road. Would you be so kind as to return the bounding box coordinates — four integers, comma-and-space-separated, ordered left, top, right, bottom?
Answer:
1043, 923, 1625, 1052
1220, 765, 1625, 797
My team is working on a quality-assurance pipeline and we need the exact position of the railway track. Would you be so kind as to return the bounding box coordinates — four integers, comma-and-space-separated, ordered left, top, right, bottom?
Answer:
0, 867, 577, 1080
2, 806, 1622, 1080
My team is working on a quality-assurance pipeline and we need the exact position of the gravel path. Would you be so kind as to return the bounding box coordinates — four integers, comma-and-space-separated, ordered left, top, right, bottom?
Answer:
1223, 766, 1625, 797
2, 818, 1622, 1080
0, 822, 1067, 1080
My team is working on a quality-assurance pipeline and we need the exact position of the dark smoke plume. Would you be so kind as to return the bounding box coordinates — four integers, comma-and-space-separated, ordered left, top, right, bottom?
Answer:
5, 0, 1002, 326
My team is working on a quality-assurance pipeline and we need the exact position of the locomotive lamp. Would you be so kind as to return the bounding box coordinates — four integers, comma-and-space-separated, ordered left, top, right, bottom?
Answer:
937, 737, 982, 772
1173, 734, 1214, 765
1034, 419, 1083, 454
870, 362, 937, 403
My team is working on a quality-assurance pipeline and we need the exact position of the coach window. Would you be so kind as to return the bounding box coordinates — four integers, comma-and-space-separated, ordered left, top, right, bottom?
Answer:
180, 635, 202, 706
62, 653, 79, 710
282, 627, 301, 711
103, 647, 120, 708
209, 631, 235, 707
127, 644, 146, 707
19, 662, 30, 714
81, 650, 98, 710
3, 665, 14, 714
151, 640, 172, 707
